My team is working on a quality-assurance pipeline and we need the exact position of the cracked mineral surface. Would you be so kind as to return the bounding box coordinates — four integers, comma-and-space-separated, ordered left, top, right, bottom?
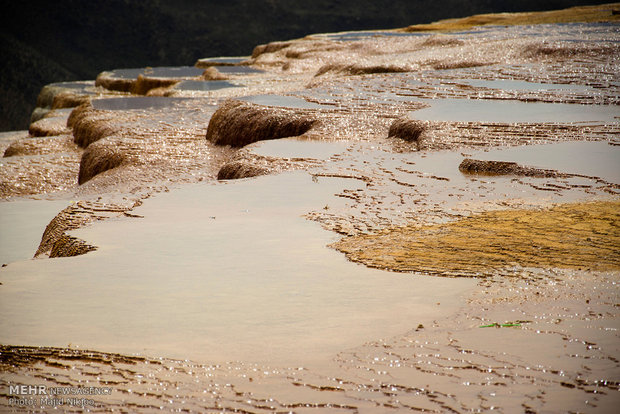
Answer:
1, 3, 619, 412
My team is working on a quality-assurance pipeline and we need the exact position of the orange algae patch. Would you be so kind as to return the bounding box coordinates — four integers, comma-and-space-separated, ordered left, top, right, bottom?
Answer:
334, 200, 620, 277
403, 3, 620, 32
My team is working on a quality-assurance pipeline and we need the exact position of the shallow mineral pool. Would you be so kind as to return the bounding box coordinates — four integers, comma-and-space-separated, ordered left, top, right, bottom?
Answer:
173, 80, 241, 91
48, 81, 96, 91
107, 66, 205, 79
411, 98, 620, 123
215, 65, 263, 74
0, 172, 474, 365
92, 96, 189, 111
471, 140, 620, 183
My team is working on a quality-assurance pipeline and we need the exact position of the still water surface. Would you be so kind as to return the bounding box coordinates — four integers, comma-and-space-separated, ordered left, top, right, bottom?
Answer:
411, 98, 619, 123
0, 172, 473, 365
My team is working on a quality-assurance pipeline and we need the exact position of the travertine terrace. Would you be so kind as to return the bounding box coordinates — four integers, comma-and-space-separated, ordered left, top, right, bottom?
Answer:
1, 3, 619, 412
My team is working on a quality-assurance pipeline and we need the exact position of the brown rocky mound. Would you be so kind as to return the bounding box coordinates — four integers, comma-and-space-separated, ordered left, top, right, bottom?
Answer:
49, 235, 97, 258
35, 201, 138, 258
51, 91, 91, 109
96, 69, 218, 95
95, 71, 180, 95
28, 115, 72, 137
217, 161, 270, 180
95, 71, 134, 93
388, 118, 426, 143
251, 41, 293, 58
459, 158, 562, 177
315, 63, 411, 77
206, 100, 317, 147
3, 135, 78, 157
78, 137, 126, 184
131, 74, 180, 95
68, 103, 119, 148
